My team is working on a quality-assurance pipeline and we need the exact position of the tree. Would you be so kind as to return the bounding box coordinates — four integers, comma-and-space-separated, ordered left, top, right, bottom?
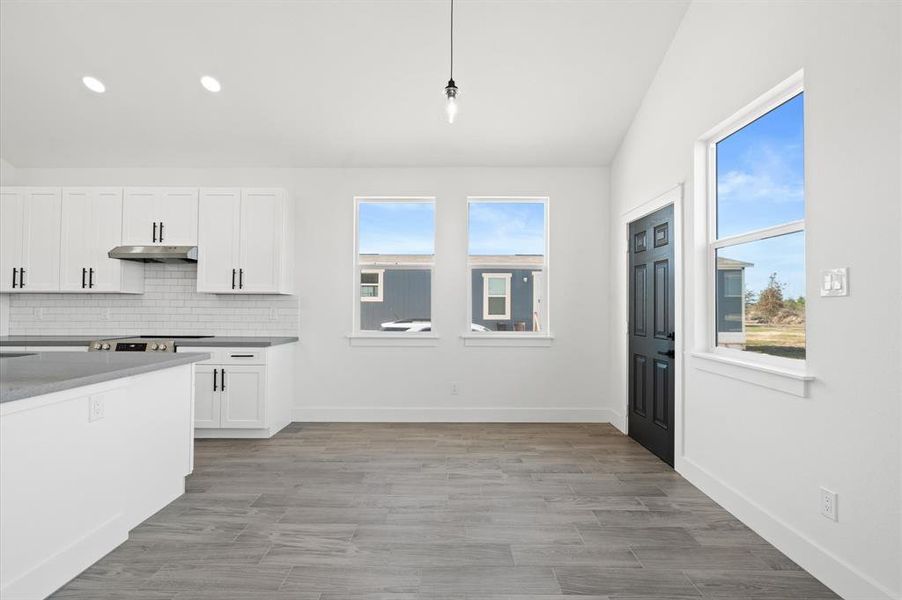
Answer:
756, 272, 785, 322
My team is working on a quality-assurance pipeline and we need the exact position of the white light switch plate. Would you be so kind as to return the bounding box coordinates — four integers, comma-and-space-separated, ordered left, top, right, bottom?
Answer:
820, 268, 848, 297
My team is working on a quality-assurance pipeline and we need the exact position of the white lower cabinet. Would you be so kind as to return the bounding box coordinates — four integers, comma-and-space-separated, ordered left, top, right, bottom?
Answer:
184, 344, 294, 438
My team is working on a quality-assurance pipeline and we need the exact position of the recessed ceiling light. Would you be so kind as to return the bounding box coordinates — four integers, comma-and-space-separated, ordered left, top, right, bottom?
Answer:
82, 75, 106, 94
200, 75, 221, 93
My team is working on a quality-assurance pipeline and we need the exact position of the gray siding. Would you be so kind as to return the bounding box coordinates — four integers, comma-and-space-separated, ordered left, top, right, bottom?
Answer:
471, 269, 536, 331
361, 269, 431, 331
716, 269, 743, 333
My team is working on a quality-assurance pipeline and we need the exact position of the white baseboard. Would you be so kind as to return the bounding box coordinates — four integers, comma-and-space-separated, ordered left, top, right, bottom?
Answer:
0, 514, 127, 600
291, 407, 615, 423
677, 456, 898, 600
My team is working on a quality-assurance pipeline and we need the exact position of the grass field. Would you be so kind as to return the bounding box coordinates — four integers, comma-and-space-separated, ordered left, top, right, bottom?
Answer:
743, 323, 806, 359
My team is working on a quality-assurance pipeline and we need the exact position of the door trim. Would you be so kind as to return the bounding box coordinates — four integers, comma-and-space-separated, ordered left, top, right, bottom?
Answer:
618, 184, 684, 468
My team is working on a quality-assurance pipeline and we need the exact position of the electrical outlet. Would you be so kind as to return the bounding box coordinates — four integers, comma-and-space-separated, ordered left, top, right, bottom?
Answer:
100, 307, 111, 321
88, 396, 105, 422
270, 307, 278, 321
35, 307, 44, 321
450, 382, 460, 396
820, 487, 838, 521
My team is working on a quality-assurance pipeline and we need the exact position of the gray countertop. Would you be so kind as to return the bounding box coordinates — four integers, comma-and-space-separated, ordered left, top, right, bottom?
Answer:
0, 336, 299, 348
0, 351, 211, 404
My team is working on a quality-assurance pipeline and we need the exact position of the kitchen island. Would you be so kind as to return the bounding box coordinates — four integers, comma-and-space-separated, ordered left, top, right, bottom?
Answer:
0, 350, 210, 599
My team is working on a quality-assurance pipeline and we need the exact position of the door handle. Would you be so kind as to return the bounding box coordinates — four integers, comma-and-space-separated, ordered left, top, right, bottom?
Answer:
82, 267, 87, 289
657, 350, 676, 358
232, 268, 236, 289
238, 269, 243, 289
153, 222, 158, 243
213, 368, 218, 392
89, 268, 95, 288
159, 221, 164, 242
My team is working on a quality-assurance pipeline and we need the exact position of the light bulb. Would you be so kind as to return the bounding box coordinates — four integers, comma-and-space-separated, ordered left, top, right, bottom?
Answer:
444, 79, 459, 124
446, 95, 458, 123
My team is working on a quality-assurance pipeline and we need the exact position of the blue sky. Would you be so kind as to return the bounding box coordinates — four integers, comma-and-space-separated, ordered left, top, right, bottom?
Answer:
358, 202, 435, 254
358, 200, 545, 256
717, 93, 805, 298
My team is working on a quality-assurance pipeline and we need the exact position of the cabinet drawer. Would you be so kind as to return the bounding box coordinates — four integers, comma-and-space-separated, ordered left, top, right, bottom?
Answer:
177, 347, 265, 365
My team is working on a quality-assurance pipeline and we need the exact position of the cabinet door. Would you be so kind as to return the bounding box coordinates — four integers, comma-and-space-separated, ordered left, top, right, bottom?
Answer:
0, 189, 25, 292
21, 188, 61, 291
197, 189, 240, 293
59, 189, 94, 291
122, 188, 160, 245
88, 189, 127, 292
238, 189, 282, 293
194, 365, 221, 428
157, 188, 198, 246
219, 366, 265, 428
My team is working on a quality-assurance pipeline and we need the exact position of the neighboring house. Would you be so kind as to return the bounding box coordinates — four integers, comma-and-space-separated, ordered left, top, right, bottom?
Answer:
359, 254, 545, 332
716, 256, 754, 347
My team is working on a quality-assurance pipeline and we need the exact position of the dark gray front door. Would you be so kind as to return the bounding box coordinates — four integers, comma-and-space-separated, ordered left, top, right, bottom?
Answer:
628, 204, 675, 466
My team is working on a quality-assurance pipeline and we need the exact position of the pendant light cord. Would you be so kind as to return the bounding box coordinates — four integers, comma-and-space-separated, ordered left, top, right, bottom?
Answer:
450, 0, 454, 80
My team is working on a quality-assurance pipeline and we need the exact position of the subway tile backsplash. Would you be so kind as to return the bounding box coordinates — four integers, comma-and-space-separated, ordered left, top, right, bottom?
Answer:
7, 264, 299, 336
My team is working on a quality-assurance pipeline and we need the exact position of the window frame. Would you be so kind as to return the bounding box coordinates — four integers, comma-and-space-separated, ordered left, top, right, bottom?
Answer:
465, 196, 551, 344
351, 196, 437, 342
482, 272, 512, 320
702, 73, 806, 369
360, 269, 384, 302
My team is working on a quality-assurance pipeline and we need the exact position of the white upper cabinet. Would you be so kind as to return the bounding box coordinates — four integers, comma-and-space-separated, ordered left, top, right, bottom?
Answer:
123, 187, 198, 246
59, 188, 143, 293
0, 187, 61, 292
197, 188, 293, 294
197, 189, 241, 293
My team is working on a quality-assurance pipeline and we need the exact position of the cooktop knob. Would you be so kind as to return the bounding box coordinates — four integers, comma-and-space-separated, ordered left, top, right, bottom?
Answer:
101, 343, 110, 350
91, 342, 101, 350
150, 343, 159, 351
158, 344, 168, 351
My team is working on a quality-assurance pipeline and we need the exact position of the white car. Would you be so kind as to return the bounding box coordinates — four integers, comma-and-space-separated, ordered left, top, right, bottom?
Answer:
380, 319, 490, 333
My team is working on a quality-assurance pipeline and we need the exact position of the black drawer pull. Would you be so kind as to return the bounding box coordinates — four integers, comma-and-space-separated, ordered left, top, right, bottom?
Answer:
230, 354, 254, 358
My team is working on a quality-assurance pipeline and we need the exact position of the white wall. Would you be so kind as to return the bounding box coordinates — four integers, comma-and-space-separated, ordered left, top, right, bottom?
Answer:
609, 2, 901, 599
0, 159, 14, 335
11, 167, 611, 422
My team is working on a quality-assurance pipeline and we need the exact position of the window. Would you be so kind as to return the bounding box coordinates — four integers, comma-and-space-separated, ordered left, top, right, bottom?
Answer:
468, 198, 548, 334
360, 269, 383, 302
708, 85, 805, 361
354, 198, 434, 334
482, 273, 511, 319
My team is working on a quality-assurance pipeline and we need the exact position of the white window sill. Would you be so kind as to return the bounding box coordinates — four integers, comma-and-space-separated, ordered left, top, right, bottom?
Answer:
348, 334, 440, 347
461, 334, 554, 348
690, 351, 814, 397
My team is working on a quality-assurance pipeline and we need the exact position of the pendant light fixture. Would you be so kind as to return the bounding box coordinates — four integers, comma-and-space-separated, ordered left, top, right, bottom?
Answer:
444, 0, 458, 123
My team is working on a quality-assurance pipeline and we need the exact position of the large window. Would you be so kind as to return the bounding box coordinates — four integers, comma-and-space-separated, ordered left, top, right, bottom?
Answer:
468, 198, 548, 334
354, 198, 435, 334
709, 87, 805, 361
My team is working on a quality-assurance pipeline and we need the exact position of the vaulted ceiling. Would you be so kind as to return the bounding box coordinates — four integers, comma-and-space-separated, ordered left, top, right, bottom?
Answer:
0, 0, 689, 167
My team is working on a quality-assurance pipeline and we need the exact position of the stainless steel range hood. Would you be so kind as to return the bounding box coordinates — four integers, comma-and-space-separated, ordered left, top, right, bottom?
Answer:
108, 245, 198, 263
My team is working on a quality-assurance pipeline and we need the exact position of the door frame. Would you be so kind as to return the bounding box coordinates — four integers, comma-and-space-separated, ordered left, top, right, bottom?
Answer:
619, 183, 684, 468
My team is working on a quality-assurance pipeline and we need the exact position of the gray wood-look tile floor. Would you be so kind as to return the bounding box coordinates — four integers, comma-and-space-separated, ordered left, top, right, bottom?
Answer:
51, 423, 839, 599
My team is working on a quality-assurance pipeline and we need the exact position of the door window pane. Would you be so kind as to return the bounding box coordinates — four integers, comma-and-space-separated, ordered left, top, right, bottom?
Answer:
716, 231, 805, 359
716, 93, 804, 238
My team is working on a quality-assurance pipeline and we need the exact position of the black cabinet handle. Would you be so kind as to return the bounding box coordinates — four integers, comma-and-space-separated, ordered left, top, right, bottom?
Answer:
213, 368, 218, 391
89, 268, 95, 288
152, 222, 158, 243
19, 268, 25, 288
657, 350, 676, 358
11, 268, 18, 289
230, 354, 254, 358
238, 269, 243, 289
82, 267, 87, 289
232, 268, 236, 289
221, 368, 226, 391
159, 221, 164, 242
